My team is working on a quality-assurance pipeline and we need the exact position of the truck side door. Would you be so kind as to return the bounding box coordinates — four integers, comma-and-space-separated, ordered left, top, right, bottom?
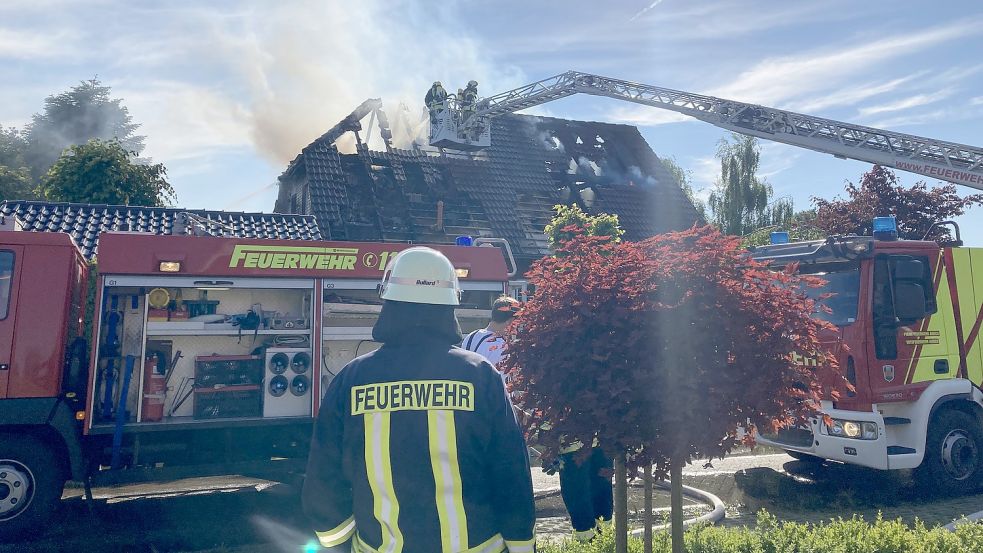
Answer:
868, 252, 955, 402
0, 246, 24, 399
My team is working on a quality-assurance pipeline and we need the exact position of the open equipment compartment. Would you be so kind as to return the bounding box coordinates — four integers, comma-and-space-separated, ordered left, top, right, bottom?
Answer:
89, 275, 316, 433
86, 232, 513, 436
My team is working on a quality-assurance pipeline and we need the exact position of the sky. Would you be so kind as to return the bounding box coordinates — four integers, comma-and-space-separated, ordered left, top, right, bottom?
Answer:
2, 0, 982, 243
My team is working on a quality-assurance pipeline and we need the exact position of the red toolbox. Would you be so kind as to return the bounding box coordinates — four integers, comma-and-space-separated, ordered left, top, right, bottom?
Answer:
193, 385, 262, 419
194, 354, 263, 388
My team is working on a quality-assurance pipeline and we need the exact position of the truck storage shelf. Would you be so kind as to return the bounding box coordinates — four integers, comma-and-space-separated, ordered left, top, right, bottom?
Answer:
88, 415, 312, 434
145, 328, 312, 336
323, 304, 491, 317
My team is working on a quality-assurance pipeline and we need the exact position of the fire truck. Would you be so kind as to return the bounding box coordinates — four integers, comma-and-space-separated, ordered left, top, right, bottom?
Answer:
0, 229, 513, 538
750, 218, 982, 493
429, 71, 983, 491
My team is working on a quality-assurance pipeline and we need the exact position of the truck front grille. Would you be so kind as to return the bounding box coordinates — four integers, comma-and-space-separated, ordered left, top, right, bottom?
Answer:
761, 427, 814, 448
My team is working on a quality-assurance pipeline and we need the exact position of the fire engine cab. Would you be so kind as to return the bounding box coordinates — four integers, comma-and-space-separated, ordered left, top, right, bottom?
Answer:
753, 218, 983, 494
0, 229, 513, 539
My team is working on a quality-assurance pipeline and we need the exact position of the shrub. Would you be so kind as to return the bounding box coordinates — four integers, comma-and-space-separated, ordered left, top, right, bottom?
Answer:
538, 512, 983, 553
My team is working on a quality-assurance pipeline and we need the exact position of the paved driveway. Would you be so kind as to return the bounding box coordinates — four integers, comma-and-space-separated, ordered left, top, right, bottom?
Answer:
2, 451, 979, 552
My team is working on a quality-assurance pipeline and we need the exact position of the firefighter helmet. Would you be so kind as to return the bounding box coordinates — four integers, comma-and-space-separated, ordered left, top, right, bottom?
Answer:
379, 247, 461, 305
467, 80, 477, 87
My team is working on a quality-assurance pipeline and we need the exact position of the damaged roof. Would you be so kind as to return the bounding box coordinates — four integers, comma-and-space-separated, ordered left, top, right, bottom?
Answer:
276, 112, 701, 264
0, 201, 322, 259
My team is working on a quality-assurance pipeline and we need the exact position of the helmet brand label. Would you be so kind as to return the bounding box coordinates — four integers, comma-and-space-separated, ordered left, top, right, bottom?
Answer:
416, 279, 437, 286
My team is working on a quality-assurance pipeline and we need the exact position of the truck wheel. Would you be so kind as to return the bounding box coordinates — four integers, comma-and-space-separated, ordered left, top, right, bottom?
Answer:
915, 410, 983, 496
785, 450, 824, 463
0, 434, 64, 541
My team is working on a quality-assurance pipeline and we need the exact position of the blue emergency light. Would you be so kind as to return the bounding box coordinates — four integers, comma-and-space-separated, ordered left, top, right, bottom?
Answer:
455, 235, 474, 247
770, 231, 790, 245
872, 216, 898, 241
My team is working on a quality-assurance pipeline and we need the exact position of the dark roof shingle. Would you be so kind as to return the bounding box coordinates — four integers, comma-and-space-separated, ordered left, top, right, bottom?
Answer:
0, 201, 322, 259
277, 112, 701, 262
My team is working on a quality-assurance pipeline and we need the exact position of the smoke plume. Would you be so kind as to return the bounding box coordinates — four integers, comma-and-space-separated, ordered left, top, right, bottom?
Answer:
196, 1, 525, 162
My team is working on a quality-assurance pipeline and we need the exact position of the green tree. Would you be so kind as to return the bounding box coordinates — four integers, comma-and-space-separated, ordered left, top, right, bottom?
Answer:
25, 78, 144, 181
660, 156, 707, 220
37, 139, 175, 206
708, 134, 791, 236
741, 209, 826, 248
544, 204, 623, 251
0, 127, 28, 169
0, 166, 34, 202
0, 127, 36, 201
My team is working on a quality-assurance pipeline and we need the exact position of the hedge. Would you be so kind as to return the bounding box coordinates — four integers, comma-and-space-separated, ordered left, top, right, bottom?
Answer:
539, 512, 983, 553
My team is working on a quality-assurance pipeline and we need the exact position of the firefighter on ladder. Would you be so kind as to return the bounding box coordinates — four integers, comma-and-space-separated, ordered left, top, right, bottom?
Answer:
425, 81, 448, 124
460, 80, 479, 138
303, 247, 536, 553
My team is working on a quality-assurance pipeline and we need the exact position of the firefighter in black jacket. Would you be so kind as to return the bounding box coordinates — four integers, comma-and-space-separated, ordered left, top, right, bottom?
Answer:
303, 246, 536, 553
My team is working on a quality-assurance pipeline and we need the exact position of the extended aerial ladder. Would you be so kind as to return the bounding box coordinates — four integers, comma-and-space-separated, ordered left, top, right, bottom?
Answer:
429, 70, 983, 191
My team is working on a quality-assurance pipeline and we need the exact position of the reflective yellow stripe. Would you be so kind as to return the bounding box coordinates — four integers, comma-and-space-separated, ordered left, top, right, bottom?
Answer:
469, 533, 505, 553
353, 534, 377, 553
365, 412, 403, 553
355, 532, 505, 553
315, 515, 356, 547
428, 410, 468, 552
504, 537, 535, 553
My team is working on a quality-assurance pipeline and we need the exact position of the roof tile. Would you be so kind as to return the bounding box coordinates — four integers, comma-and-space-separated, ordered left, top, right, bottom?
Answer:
0, 201, 322, 260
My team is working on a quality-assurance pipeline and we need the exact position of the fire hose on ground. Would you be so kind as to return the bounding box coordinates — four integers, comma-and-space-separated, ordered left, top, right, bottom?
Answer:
627, 480, 726, 535
944, 510, 983, 531
534, 478, 726, 534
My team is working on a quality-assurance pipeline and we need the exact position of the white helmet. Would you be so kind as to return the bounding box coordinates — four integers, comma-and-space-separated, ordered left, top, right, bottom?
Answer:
379, 247, 461, 305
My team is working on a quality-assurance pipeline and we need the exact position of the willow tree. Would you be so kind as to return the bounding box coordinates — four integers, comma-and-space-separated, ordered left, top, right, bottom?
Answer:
709, 134, 791, 236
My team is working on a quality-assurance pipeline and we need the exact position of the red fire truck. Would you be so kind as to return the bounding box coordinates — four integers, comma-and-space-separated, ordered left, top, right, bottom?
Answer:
752, 219, 983, 494
0, 230, 513, 538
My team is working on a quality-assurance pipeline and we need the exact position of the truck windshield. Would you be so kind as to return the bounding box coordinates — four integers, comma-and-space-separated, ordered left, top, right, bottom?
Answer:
799, 267, 860, 326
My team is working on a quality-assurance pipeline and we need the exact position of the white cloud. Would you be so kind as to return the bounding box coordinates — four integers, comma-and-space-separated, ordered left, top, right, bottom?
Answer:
867, 109, 952, 129
0, 27, 80, 60
971, 96, 983, 106
605, 105, 691, 126
116, 80, 253, 162
629, 0, 665, 22
758, 142, 801, 181
603, 20, 980, 129
934, 63, 983, 82
0, 0, 104, 12
711, 20, 981, 107
137, 1, 527, 163
787, 74, 925, 113
639, 1, 834, 41
690, 155, 719, 192
1, 1, 524, 167
858, 89, 953, 117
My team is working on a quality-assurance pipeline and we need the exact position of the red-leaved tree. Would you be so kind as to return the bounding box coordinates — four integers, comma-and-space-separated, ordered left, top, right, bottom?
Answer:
812, 165, 983, 242
502, 225, 841, 552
